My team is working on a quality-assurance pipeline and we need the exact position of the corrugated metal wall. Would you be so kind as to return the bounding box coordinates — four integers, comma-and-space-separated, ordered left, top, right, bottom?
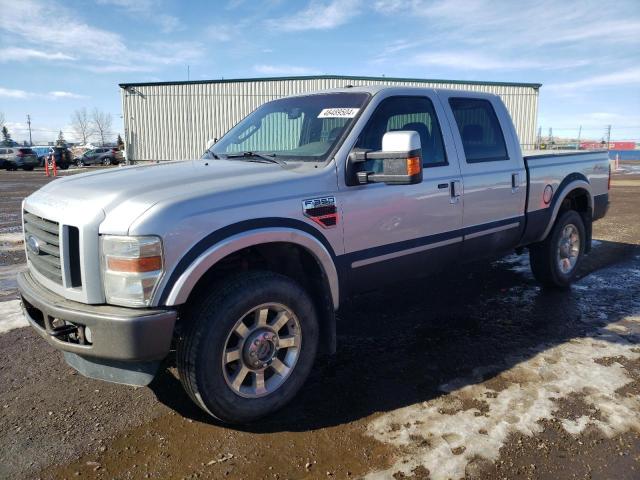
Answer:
121, 77, 539, 161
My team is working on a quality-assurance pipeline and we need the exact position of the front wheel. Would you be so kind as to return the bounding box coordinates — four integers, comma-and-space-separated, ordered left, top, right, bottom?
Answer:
529, 210, 586, 288
177, 271, 319, 424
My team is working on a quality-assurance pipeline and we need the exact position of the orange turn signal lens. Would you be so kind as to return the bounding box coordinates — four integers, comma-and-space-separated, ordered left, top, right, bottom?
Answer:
107, 256, 162, 273
406, 156, 422, 176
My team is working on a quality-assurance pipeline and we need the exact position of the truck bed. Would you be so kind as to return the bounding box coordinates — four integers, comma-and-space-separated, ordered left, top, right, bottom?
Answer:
519, 149, 610, 246
523, 149, 608, 160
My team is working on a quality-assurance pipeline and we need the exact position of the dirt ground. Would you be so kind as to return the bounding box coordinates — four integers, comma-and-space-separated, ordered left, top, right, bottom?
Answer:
0, 164, 638, 480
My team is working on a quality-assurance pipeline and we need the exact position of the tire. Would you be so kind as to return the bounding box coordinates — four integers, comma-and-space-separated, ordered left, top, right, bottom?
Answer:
76, 160, 84, 167
529, 210, 586, 288
23, 166, 34, 171
60, 163, 69, 170
103, 157, 113, 166
177, 271, 319, 424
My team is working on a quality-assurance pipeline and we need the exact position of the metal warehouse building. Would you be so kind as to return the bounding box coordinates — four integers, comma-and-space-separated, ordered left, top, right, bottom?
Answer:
119, 75, 540, 162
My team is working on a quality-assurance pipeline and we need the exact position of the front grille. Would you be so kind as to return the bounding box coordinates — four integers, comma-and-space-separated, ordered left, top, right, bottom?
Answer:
23, 211, 63, 284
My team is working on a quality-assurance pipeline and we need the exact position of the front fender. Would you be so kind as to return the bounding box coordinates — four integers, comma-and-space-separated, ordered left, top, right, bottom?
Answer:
158, 227, 340, 309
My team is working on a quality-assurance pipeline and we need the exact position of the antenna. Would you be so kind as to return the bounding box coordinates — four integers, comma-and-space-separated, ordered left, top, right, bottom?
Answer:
577, 125, 582, 150
27, 114, 32, 146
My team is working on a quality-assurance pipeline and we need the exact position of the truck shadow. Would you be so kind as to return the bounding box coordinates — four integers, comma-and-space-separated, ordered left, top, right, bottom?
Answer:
150, 239, 640, 432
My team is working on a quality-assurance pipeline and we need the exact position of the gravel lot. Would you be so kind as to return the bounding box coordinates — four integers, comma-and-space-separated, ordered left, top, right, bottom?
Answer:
0, 165, 638, 480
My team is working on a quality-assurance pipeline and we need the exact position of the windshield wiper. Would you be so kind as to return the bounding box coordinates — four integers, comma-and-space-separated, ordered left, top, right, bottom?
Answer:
223, 151, 286, 166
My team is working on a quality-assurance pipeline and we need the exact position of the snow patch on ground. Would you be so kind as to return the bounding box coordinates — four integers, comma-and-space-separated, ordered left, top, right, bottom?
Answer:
0, 264, 26, 301
0, 225, 23, 234
495, 253, 532, 278
0, 299, 28, 334
0, 232, 24, 252
366, 259, 640, 480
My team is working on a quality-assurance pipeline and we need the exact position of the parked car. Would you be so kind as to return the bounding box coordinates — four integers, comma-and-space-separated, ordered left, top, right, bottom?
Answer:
32, 146, 53, 166
75, 147, 122, 166
49, 146, 72, 170
19, 86, 610, 424
0, 147, 39, 170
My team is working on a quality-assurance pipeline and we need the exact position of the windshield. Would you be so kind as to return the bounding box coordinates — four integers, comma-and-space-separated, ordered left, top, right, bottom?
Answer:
205, 92, 369, 162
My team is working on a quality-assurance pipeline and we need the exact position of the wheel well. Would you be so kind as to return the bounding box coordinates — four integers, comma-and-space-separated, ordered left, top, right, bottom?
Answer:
559, 187, 592, 252
181, 242, 336, 354
560, 188, 590, 214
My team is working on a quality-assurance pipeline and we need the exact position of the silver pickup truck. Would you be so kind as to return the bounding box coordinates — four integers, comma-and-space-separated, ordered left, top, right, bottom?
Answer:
18, 86, 610, 423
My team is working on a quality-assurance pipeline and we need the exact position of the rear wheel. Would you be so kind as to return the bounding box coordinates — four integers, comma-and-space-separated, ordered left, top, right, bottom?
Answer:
103, 157, 113, 166
529, 210, 585, 288
177, 271, 319, 423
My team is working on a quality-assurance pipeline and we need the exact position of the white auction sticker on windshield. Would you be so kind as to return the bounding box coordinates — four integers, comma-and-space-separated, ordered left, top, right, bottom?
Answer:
317, 108, 360, 118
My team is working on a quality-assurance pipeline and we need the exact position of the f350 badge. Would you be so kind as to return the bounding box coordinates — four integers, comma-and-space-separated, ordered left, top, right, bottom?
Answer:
302, 196, 338, 228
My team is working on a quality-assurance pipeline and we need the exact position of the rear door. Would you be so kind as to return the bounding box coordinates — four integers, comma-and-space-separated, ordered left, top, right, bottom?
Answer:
439, 93, 526, 258
340, 92, 464, 293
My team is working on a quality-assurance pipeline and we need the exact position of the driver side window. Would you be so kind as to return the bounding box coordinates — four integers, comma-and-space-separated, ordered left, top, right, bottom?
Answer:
356, 96, 447, 173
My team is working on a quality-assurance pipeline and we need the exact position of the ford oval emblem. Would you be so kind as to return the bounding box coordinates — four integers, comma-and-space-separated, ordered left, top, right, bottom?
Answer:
26, 234, 40, 255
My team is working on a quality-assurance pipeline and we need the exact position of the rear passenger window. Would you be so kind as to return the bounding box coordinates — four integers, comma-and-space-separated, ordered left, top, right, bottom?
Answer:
449, 98, 508, 163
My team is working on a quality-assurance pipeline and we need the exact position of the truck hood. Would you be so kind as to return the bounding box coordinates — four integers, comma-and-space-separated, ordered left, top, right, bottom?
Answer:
26, 160, 316, 233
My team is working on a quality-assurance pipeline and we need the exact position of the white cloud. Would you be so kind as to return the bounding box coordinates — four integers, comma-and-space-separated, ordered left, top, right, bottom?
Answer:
547, 68, 640, 91
0, 87, 31, 99
396, 0, 638, 48
0, 86, 87, 101
411, 52, 542, 71
253, 64, 321, 75
267, 0, 361, 31
96, 0, 182, 33
48, 91, 88, 99
0, 47, 75, 62
0, 0, 202, 73
207, 24, 235, 42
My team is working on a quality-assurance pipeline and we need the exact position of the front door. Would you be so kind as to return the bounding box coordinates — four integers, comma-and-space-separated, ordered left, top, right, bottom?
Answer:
340, 93, 463, 293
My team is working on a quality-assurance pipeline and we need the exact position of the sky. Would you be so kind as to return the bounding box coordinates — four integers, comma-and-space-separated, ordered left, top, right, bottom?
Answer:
1, 0, 639, 144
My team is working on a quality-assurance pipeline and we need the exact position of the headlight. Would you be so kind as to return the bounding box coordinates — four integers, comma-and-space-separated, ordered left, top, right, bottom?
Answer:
100, 235, 163, 307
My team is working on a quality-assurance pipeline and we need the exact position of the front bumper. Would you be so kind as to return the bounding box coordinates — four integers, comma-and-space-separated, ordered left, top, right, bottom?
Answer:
18, 271, 177, 385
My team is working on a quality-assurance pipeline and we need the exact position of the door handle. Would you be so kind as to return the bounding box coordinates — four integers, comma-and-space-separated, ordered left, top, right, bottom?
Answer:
450, 180, 461, 204
511, 173, 520, 193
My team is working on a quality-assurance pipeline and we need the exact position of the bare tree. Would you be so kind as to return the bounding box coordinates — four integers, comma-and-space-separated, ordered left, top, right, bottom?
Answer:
71, 108, 93, 145
91, 108, 113, 146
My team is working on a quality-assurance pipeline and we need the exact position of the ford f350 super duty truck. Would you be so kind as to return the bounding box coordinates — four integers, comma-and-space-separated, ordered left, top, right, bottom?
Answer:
18, 86, 610, 423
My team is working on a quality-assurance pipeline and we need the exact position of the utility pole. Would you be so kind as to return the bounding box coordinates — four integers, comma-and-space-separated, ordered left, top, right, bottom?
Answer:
187, 65, 190, 81
548, 127, 554, 148
577, 125, 582, 150
606, 124, 611, 150
27, 114, 32, 146
536, 126, 542, 149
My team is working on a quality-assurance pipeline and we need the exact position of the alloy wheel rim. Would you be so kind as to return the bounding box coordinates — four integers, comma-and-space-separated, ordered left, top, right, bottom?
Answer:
556, 223, 580, 274
222, 303, 302, 398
